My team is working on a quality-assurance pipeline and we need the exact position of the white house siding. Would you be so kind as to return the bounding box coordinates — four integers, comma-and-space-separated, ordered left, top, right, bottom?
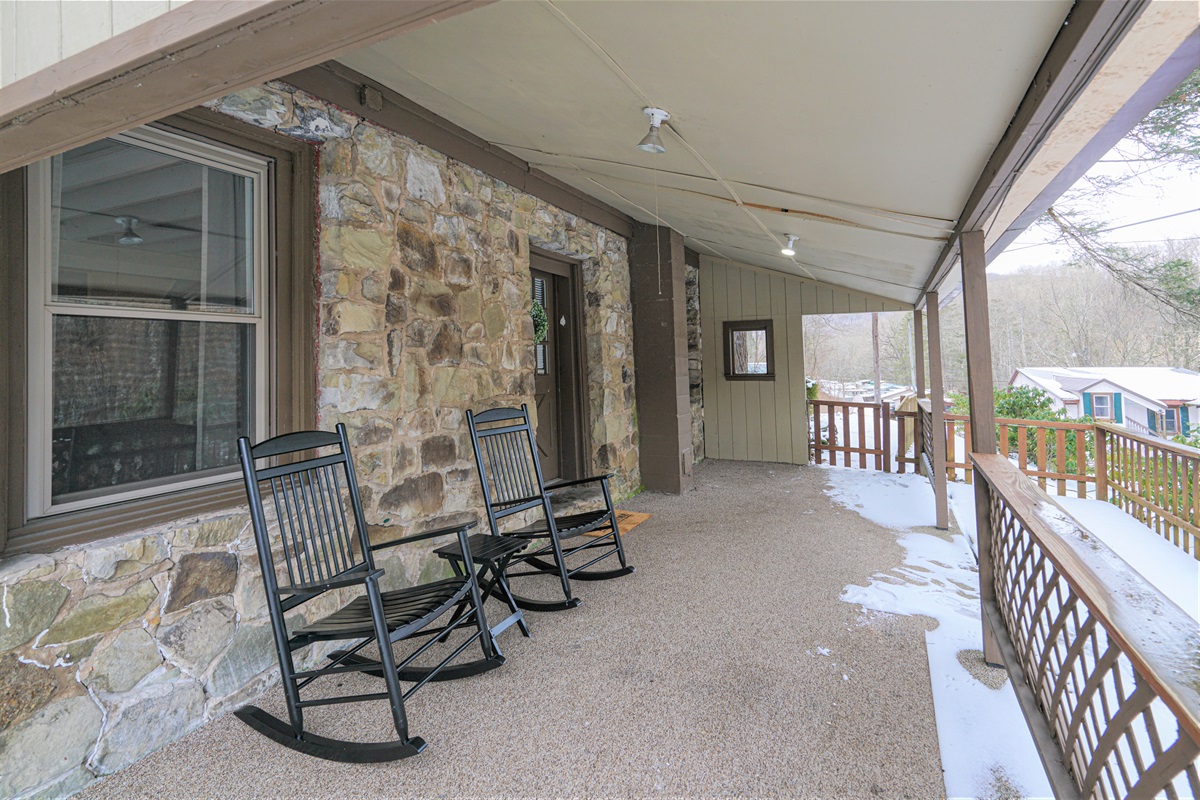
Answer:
0, 0, 190, 89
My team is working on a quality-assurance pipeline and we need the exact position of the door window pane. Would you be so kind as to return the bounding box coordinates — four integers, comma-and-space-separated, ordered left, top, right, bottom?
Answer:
51, 138, 254, 313
51, 315, 253, 501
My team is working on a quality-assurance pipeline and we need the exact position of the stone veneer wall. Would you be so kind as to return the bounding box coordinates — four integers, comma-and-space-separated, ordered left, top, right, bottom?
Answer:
0, 81, 638, 799
685, 261, 704, 463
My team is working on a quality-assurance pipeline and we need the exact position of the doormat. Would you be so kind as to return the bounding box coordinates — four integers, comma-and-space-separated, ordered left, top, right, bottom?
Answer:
584, 510, 651, 536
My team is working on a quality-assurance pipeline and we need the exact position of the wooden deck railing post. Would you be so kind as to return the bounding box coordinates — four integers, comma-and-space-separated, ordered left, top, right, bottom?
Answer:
961, 230, 1002, 667
882, 401, 892, 473
1095, 424, 1108, 502
925, 290, 949, 530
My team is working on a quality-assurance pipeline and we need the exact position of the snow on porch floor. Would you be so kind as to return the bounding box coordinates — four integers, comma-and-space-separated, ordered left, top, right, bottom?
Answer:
823, 466, 1052, 800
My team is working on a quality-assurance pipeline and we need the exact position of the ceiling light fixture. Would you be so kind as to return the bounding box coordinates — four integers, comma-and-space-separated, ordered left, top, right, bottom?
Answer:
781, 234, 798, 257
115, 216, 144, 246
637, 107, 671, 154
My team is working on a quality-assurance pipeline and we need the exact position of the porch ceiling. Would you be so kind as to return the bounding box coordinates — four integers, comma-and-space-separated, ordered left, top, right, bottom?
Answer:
338, 0, 1072, 304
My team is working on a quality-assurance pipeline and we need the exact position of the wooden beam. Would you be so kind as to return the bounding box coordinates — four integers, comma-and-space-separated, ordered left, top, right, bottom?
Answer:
962, 230, 997, 455
913, 308, 926, 399
926, 290, 949, 530
961, 228, 1003, 666
920, 0, 1148, 297
0, 0, 491, 173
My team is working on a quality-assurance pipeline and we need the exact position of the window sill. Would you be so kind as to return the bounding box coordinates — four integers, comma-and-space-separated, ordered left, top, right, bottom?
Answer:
724, 373, 776, 382
5, 480, 247, 555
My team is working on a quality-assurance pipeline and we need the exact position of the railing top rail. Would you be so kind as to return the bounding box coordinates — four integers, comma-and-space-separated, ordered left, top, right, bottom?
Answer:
972, 452, 1200, 746
808, 399, 886, 409
942, 413, 1093, 431
1097, 420, 1200, 457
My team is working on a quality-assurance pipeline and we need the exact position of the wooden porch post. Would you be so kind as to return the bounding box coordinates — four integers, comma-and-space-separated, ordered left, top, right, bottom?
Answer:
925, 292, 949, 530
913, 309, 926, 399
961, 229, 1002, 666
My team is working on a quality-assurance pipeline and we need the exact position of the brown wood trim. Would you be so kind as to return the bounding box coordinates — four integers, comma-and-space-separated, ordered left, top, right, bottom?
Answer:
2, 110, 317, 556
920, 0, 1148, 298
722, 319, 775, 381
0, 0, 492, 173
530, 247, 590, 481
283, 61, 635, 239
0, 168, 27, 554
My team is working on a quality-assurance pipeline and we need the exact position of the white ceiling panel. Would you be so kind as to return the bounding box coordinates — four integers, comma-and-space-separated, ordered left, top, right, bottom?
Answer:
338, 0, 1079, 305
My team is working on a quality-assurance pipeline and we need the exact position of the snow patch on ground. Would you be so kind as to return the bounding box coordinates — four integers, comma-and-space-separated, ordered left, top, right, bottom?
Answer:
824, 466, 1052, 800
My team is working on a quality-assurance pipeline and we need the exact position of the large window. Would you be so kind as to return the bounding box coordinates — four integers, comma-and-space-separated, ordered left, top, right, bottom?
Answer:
3, 111, 316, 553
27, 128, 267, 516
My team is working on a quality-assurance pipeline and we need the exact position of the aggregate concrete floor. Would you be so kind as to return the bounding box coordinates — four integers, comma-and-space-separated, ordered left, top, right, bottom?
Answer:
81, 459, 945, 799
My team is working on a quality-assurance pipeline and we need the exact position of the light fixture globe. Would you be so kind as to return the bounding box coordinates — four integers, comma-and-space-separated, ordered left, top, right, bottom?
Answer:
115, 216, 144, 246
637, 107, 671, 154
781, 234, 798, 256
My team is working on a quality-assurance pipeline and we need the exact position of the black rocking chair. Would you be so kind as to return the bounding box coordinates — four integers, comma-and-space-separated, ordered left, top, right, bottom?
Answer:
235, 424, 503, 763
465, 404, 634, 612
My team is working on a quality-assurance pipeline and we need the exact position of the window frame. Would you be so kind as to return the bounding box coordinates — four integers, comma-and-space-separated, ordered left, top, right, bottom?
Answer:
722, 319, 775, 381
1164, 408, 1178, 434
26, 125, 270, 517
2, 108, 317, 555
1091, 393, 1113, 419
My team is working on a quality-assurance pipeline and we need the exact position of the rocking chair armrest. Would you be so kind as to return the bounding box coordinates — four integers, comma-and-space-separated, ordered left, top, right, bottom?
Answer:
370, 521, 478, 551
544, 473, 614, 492
275, 567, 384, 595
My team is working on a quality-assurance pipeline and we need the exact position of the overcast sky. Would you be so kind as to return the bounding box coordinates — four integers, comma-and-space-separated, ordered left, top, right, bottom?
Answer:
989, 143, 1200, 274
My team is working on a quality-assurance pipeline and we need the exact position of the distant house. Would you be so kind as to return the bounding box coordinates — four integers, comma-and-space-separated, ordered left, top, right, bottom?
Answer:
1010, 367, 1200, 438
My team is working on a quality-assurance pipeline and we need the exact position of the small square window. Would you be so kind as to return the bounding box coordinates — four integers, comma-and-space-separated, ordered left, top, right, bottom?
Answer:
723, 320, 774, 381
1092, 394, 1111, 419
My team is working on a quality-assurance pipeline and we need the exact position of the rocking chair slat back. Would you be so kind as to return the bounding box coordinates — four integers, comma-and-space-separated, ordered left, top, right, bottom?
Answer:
241, 430, 371, 595
471, 418, 544, 520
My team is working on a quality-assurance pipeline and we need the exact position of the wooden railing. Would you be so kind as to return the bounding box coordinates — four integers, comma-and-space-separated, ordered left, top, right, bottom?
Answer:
809, 399, 891, 471
941, 415, 1096, 497
1097, 424, 1200, 558
974, 454, 1200, 799
893, 397, 919, 474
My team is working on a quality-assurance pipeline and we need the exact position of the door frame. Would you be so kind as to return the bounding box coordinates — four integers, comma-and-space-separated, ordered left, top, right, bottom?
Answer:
530, 246, 589, 482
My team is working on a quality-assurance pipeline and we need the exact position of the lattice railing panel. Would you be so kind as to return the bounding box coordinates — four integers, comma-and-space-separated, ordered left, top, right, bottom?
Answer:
977, 454, 1200, 800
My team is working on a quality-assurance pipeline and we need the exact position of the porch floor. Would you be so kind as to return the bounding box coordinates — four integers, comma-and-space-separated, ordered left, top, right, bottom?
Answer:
81, 460, 945, 799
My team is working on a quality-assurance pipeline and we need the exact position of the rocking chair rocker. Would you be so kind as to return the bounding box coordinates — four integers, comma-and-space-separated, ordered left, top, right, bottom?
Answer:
235, 424, 503, 763
465, 405, 634, 612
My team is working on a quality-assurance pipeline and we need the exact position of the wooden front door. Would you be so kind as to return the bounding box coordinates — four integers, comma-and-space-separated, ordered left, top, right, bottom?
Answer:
531, 253, 585, 483
532, 266, 560, 481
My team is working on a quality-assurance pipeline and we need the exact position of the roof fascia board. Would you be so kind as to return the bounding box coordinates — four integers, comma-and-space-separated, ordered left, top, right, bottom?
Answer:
281, 61, 635, 238
919, 0, 1149, 302
699, 255, 914, 312
985, 25, 1200, 262
0, 0, 491, 174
